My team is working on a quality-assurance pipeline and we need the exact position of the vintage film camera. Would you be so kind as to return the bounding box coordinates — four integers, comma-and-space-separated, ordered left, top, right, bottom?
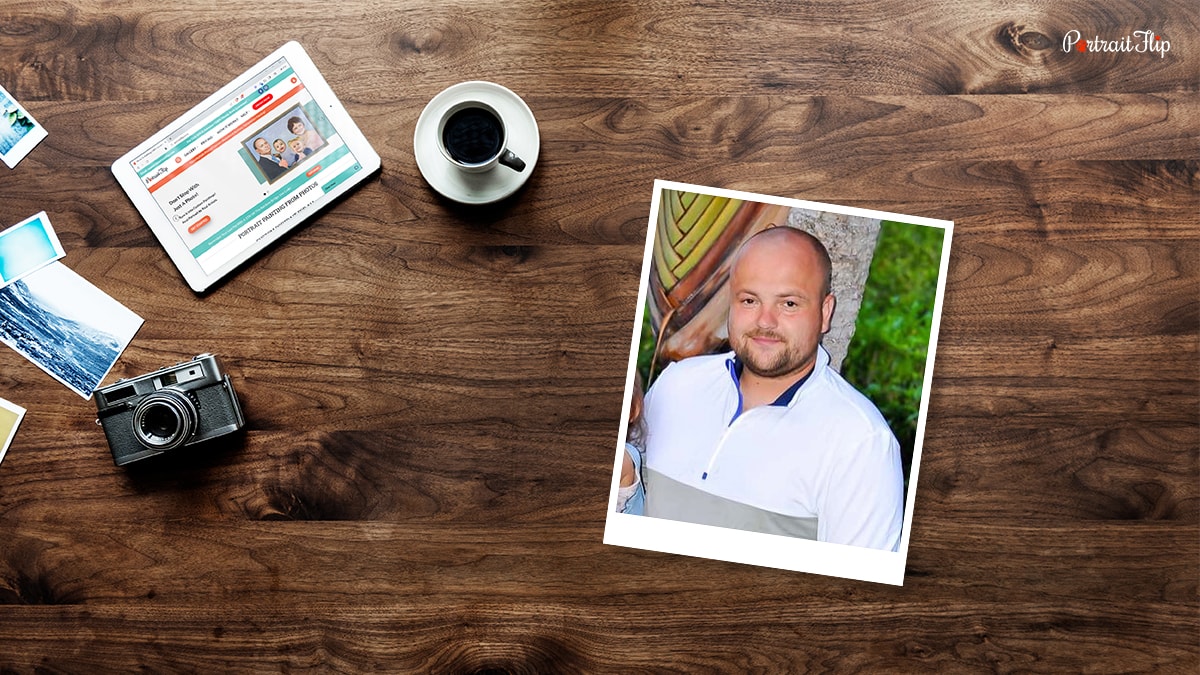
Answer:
94, 354, 245, 466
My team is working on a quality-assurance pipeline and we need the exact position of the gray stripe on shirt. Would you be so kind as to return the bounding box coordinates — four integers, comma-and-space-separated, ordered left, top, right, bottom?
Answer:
644, 468, 818, 540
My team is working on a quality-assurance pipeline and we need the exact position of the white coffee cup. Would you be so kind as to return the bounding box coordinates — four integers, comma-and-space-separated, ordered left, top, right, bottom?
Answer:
436, 100, 526, 173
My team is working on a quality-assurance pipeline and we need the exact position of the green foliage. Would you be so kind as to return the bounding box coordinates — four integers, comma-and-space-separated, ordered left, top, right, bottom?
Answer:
842, 220, 945, 477
636, 307, 658, 386
4, 109, 33, 131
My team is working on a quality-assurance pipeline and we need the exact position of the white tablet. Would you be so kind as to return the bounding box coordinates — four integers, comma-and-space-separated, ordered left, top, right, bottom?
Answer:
112, 42, 380, 292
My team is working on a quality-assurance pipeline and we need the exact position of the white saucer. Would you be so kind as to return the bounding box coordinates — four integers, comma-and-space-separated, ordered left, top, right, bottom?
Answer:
414, 81, 539, 205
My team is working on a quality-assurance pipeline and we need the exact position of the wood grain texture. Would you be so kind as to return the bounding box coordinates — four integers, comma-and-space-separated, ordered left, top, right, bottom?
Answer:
2, 0, 1197, 99
0, 0, 1197, 671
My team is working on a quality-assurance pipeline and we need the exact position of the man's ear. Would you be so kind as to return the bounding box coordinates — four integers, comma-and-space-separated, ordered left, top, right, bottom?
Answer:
821, 293, 835, 334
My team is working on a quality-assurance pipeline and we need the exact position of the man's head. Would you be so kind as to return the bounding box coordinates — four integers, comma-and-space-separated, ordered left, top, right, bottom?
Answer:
727, 226, 835, 380
253, 138, 271, 156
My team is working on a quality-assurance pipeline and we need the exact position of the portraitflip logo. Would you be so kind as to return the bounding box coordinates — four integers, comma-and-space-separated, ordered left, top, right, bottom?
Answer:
1062, 30, 1171, 57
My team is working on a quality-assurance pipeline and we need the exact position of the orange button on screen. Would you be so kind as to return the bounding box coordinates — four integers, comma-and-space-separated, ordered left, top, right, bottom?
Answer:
187, 215, 211, 234
306, 165, 322, 177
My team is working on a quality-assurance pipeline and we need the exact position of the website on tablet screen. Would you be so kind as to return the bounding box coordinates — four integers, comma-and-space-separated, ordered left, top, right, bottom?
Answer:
128, 56, 365, 274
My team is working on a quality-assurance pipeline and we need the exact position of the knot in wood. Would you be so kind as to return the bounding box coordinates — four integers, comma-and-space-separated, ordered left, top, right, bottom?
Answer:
996, 22, 1053, 57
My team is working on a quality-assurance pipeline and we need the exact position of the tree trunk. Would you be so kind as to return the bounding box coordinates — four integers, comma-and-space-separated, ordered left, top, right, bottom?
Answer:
785, 208, 881, 372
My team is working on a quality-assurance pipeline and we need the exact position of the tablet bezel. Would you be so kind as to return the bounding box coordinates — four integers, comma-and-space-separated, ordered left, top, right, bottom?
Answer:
111, 41, 380, 293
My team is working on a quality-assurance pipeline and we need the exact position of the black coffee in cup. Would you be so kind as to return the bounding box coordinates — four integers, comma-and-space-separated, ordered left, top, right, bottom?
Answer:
441, 106, 504, 165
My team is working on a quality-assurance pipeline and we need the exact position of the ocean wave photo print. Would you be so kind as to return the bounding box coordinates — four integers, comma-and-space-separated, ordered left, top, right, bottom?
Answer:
0, 262, 142, 398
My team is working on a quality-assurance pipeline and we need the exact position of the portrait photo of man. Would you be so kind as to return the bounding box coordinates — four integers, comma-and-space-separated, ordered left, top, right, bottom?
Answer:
606, 181, 952, 583
643, 226, 903, 550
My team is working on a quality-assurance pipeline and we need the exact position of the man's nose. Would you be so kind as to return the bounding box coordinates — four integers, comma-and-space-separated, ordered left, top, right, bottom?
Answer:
756, 304, 779, 328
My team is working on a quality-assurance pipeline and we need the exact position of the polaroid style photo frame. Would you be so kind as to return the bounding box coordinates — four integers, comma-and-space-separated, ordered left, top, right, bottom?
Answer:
111, 41, 380, 292
603, 180, 954, 585
0, 82, 47, 168
0, 262, 143, 399
0, 211, 65, 288
0, 397, 25, 467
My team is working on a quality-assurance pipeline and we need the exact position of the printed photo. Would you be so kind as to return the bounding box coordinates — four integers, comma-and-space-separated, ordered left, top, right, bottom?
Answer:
603, 180, 954, 585
0, 262, 143, 399
0, 82, 47, 168
0, 211, 65, 288
241, 105, 326, 184
0, 397, 25, 467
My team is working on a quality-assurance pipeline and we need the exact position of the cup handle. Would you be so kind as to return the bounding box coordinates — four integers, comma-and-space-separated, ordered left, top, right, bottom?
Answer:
499, 149, 526, 172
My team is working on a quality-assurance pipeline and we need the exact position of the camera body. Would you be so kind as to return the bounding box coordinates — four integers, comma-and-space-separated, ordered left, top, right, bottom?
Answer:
94, 354, 245, 466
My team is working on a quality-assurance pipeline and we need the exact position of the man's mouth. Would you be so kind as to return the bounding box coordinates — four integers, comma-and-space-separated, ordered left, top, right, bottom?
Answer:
746, 332, 783, 346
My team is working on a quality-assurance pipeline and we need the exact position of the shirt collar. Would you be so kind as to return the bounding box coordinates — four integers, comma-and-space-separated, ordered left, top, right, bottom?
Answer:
727, 344, 827, 407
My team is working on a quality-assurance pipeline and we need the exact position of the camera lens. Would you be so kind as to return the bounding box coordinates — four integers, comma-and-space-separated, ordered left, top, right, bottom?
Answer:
132, 390, 197, 451
142, 406, 179, 438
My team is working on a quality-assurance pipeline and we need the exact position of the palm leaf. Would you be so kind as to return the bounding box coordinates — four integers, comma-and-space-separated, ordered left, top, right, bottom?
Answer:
648, 189, 792, 374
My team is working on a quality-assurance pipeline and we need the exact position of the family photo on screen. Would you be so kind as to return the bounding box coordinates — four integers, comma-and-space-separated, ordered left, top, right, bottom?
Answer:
242, 106, 327, 184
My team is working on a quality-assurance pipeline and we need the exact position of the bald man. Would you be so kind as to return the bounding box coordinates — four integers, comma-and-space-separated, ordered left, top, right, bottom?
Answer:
642, 227, 904, 551
252, 137, 285, 181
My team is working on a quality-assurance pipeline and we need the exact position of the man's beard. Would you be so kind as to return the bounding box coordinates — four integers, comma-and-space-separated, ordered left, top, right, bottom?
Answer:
733, 330, 815, 379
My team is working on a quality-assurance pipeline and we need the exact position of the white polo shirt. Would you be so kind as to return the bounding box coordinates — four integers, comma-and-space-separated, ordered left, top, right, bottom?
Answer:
643, 345, 904, 551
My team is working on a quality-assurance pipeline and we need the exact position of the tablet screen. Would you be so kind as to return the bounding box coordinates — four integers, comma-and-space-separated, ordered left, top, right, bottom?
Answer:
125, 53, 368, 276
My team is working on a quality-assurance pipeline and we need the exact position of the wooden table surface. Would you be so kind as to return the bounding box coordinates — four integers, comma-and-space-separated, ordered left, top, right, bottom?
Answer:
1, 1, 1196, 671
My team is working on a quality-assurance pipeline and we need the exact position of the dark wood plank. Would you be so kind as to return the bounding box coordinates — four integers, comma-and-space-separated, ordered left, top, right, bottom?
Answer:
0, 520, 1194, 606
2, 0, 1196, 100
0, 523, 1195, 670
917, 423, 1198, 519
4, 600, 1190, 672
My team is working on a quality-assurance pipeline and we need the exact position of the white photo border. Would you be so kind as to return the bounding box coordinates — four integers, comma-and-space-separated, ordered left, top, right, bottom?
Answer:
0, 211, 66, 288
602, 179, 955, 586
0, 82, 48, 169
0, 397, 26, 467
0, 262, 143, 399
